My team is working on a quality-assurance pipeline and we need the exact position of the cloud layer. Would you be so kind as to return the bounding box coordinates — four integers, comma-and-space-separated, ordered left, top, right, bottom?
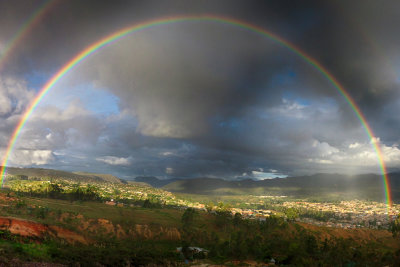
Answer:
0, 1, 400, 179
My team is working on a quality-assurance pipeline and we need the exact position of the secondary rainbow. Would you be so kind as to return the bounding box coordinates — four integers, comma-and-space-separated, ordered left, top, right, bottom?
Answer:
0, 0, 57, 71
0, 15, 392, 207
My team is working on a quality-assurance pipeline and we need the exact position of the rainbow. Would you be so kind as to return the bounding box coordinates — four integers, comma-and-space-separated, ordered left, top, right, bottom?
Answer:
0, 0, 57, 71
0, 15, 392, 207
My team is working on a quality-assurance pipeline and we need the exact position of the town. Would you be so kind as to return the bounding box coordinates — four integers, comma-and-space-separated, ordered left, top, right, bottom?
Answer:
6, 178, 400, 230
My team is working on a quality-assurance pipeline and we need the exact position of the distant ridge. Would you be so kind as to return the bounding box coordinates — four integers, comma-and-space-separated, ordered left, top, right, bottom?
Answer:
4, 167, 400, 201
73, 172, 125, 184
161, 173, 400, 200
3, 167, 123, 184
134, 176, 179, 188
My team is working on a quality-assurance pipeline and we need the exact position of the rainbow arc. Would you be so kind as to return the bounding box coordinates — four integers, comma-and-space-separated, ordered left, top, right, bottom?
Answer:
0, 0, 56, 72
0, 15, 392, 208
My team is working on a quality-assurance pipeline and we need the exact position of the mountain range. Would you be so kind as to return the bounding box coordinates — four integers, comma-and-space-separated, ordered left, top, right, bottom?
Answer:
4, 166, 400, 201
135, 173, 400, 201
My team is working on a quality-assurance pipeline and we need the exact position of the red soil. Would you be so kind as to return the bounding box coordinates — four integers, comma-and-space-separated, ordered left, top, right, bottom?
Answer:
0, 217, 87, 244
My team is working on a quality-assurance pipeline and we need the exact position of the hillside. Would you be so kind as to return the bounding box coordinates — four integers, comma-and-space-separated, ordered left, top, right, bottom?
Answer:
4, 167, 123, 184
0, 189, 397, 266
0, 168, 399, 265
73, 172, 124, 184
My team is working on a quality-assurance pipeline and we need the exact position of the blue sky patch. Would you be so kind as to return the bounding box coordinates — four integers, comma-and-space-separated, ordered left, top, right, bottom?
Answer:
40, 82, 120, 116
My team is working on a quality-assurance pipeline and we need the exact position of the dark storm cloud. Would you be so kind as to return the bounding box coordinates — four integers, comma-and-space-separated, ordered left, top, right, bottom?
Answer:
287, 1, 400, 141
1, 0, 400, 178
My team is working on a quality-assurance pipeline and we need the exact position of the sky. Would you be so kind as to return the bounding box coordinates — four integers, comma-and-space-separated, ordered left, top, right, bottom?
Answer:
1, 0, 400, 180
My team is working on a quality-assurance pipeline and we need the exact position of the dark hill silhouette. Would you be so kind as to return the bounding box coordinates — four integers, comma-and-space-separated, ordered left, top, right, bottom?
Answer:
161, 173, 400, 200
5, 167, 400, 200
134, 176, 179, 187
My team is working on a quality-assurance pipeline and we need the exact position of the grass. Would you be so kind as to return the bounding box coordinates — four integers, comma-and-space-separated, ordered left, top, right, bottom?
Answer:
0, 195, 184, 228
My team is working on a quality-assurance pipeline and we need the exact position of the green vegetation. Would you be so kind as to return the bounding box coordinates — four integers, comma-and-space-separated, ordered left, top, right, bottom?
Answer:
0, 234, 181, 266
390, 214, 400, 236
7, 179, 182, 207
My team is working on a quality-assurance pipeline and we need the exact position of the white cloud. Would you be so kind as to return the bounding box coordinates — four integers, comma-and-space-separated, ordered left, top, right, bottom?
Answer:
0, 76, 34, 116
8, 149, 54, 166
270, 98, 307, 119
138, 120, 192, 138
305, 137, 400, 171
380, 144, 400, 165
16, 100, 104, 151
251, 170, 287, 179
30, 100, 91, 122
0, 90, 12, 115
96, 156, 132, 166
349, 142, 361, 149
53, 151, 66, 156
308, 158, 334, 164
160, 151, 174, 156
311, 139, 339, 157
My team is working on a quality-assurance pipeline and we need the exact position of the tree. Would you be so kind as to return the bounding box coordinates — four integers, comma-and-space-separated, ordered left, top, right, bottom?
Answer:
113, 188, 121, 196
182, 208, 197, 230
390, 214, 400, 237
231, 231, 247, 259
16, 175, 28, 180
46, 183, 63, 198
142, 199, 151, 208
206, 202, 214, 212
181, 208, 198, 244
233, 212, 242, 227
285, 208, 299, 222
215, 210, 232, 231
305, 234, 318, 255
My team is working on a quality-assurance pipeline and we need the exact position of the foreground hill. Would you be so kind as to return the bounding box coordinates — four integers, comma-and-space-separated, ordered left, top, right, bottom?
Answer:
0, 189, 397, 266
0, 168, 398, 265
162, 173, 400, 201
4, 167, 124, 184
